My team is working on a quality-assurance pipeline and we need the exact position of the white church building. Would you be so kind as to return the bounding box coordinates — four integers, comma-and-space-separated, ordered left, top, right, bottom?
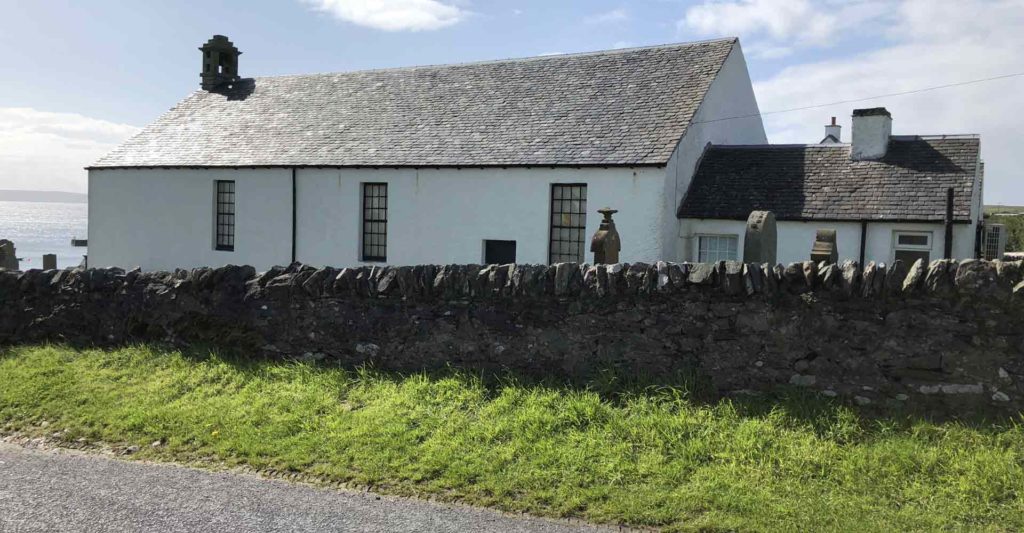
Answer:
87, 35, 985, 271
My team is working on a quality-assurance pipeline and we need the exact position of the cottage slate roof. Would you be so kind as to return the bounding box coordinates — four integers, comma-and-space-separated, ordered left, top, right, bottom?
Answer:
678, 136, 981, 222
91, 39, 738, 169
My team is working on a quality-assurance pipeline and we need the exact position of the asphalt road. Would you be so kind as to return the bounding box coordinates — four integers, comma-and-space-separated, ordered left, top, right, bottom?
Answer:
0, 442, 605, 533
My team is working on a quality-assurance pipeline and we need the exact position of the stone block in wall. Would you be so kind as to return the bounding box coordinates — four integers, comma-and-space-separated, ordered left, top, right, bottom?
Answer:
995, 260, 1022, 289
802, 261, 818, 291
862, 262, 886, 298
818, 263, 839, 291
744, 263, 763, 295
783, 262, 806, 293
555, 263, 583, 297
955, 259, 1001, 298
603, 263, 626, 295
688, 262, 716, 286
301, 267, 331, 297
334, 268, 358, 295
655, 261, 671, 292
839, 261, 860, 297
902, 259, 926, 296
761, 264, 779, 295
624, 262, 651, 294
582, 265, 599, 295
924, 259, 955, 296
376, 267, 401, 297
720, 261, 744, 295
668, 262, 688, 290
411, 265, 436, 298
254, 266, 285, 288
884, 260, 907, 296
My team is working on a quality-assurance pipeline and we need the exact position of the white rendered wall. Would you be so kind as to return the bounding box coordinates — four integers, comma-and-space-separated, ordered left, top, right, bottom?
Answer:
663, 42, 768, 261
89, 168, 292, 271
679, 218, 977, 265
295, 166, 667, 267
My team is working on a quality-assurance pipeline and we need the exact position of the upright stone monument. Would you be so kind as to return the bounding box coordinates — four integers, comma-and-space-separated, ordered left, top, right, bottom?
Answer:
811, 229, 839, 264
42, 254, 57, 270
743, 211, 776, 265
590, 207, 621, 264
0, 240, 18, 271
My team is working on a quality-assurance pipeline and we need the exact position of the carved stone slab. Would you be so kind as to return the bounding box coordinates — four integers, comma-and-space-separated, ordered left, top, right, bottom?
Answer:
743, 211, 776, 265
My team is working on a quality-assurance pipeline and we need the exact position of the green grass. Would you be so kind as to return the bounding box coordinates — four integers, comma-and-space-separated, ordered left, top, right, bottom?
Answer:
2, 344, 1023, 532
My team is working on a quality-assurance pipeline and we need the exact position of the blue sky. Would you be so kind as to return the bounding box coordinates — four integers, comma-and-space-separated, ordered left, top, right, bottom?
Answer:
1, 0, 1022, 203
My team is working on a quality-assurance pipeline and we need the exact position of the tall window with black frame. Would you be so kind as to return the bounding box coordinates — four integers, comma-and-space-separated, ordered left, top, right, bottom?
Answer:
214, 180, 235, 251
549, 184, 587, 263
362, 183, 388, 262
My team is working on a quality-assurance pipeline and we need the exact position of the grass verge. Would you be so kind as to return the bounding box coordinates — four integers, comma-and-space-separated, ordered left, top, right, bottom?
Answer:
1, 344, 1022, 532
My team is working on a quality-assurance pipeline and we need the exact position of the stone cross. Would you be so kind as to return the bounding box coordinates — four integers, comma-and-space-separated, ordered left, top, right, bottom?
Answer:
743, 211, 776, 265
590, 207, 621, 264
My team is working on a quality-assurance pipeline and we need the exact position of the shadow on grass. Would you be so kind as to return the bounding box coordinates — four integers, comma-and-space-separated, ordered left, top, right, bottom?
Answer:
4, 341, 1021, 434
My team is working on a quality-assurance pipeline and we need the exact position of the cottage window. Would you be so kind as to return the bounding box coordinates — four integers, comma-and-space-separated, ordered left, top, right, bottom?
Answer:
362, 183, 388, 262
549, 184, 587, 263
214, 180, 235, 251
893, 231, 931, 265
697, 235, 738, 262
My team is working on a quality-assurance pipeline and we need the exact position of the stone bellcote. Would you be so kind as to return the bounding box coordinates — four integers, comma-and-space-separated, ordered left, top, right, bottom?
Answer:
200, 35, 241, 91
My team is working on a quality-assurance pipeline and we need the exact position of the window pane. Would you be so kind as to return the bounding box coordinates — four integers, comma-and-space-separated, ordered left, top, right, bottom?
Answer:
898, 234, 929, 246
362, 183, 388, 261
549, 184, 587, 263
214, 180, 235, 251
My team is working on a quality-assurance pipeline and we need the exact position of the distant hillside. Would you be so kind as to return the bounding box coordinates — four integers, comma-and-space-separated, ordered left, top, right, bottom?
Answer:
985, 205, 1024, 216
0, 190, 87, 203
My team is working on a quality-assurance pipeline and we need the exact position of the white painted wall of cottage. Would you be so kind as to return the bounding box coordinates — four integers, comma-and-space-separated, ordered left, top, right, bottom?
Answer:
294, 167, 667, 267
678, 218, 978, 265
88, 168, 293, 271
663, 42, 768, 262
89, 166, 669, 270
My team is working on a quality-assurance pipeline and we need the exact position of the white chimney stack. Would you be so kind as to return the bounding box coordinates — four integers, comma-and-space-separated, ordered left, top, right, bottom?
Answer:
822, 116, 841, 144
851, 107, 892, 160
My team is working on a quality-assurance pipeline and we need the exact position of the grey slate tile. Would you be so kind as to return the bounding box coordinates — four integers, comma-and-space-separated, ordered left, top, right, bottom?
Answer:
677, 138, 980, 222
92, 39, 737, 168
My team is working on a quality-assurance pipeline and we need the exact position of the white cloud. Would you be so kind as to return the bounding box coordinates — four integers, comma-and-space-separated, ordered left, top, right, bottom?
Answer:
0, 108, 139, 193
304, 0, 468, 31
681, 0, 890, 52
752, 0, 1024, 202
584, 8, 629, 25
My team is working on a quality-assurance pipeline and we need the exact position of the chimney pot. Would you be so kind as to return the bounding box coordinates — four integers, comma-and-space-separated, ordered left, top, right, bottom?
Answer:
822, 116, 842, 144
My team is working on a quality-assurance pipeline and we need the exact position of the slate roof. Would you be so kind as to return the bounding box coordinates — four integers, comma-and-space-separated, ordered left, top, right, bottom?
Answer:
677, 136, 981, 222
91, 39, 738, 169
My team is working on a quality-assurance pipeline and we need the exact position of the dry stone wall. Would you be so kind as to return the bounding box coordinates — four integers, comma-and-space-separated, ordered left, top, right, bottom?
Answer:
1, 259, 1023, 415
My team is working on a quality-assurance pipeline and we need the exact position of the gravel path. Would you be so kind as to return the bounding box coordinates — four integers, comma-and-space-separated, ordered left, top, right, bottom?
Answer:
0, 442, 606, 532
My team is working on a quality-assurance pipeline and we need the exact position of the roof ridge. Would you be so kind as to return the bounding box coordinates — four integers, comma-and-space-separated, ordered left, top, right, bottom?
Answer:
890, 134, 980, 140
709, 143, 849, 149
254, 37, 738, 81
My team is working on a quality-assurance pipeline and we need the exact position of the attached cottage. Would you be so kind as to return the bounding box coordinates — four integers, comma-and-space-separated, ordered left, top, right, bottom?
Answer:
88, 36, 985, 271
678, 109, 985, 265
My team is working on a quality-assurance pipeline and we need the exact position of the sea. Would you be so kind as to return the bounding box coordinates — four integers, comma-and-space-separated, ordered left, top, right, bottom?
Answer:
0, 201, 88, 270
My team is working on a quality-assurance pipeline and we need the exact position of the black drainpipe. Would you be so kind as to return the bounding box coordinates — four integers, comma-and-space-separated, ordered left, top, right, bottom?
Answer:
944, 187, 954, 259
291, 168, 297, 264
858, 221, 867, 266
